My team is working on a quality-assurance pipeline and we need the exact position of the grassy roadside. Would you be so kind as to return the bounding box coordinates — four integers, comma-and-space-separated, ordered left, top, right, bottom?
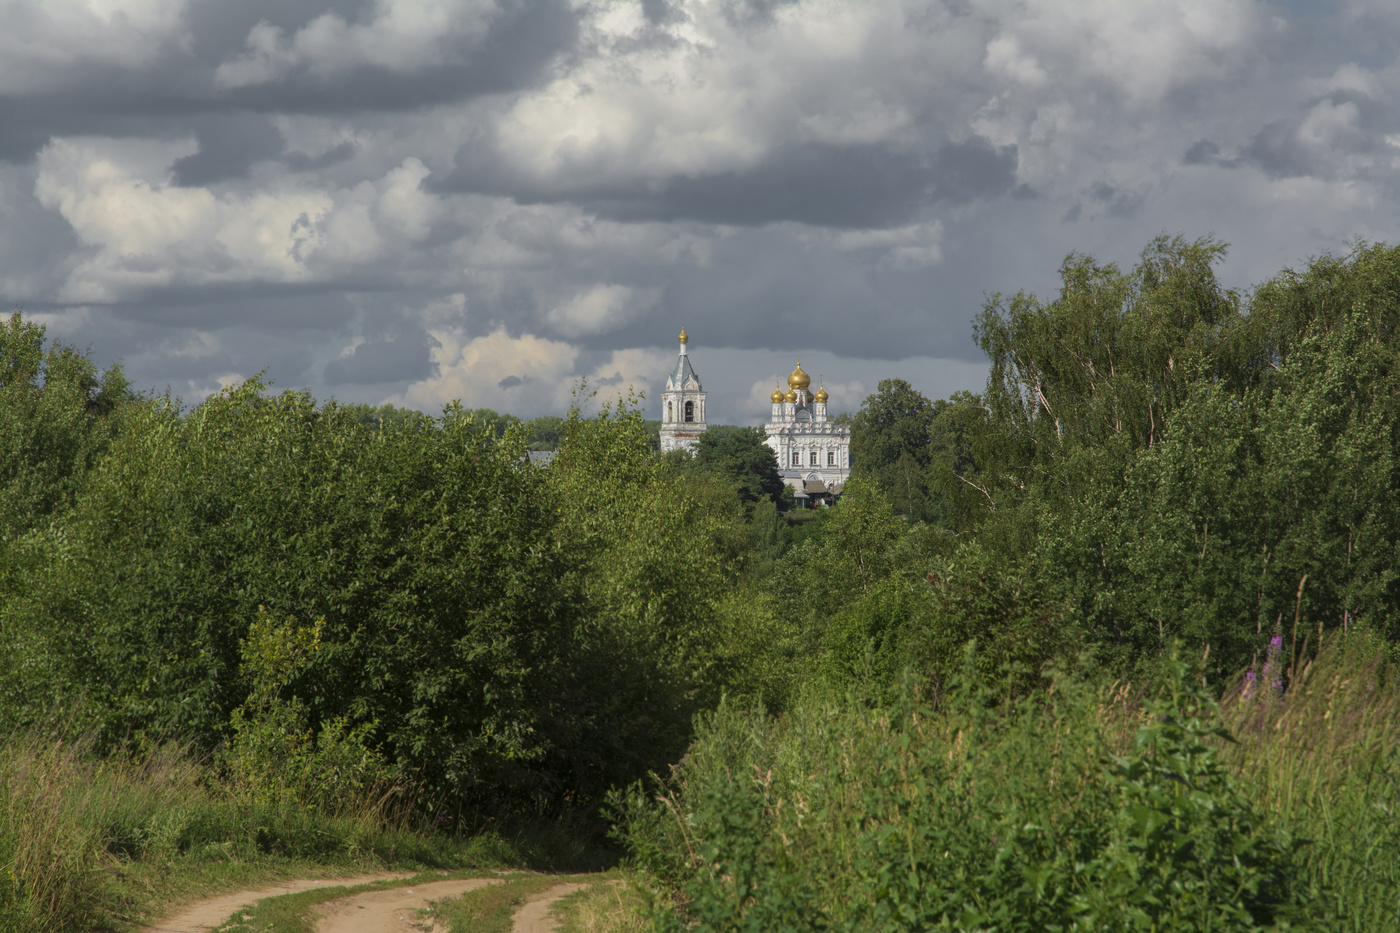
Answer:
0, 734, 616, 933
552, 877, 650, 933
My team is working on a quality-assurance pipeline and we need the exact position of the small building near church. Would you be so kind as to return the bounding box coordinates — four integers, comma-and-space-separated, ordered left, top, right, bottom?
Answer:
763, 361, 850, 498
659, 328, 708, 453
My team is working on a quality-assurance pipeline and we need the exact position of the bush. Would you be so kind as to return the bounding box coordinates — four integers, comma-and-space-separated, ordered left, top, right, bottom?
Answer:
623, 650, 1320, 931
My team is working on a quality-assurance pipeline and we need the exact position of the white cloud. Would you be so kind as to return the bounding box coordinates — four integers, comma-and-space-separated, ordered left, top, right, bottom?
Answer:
215, 1, 499, 88
827, 221, 944, 268
32, 141, 447, 300
0, 0, 190, 92
401, 326, 579, 414
545, 284, 661, 338
492, 0, 950, 184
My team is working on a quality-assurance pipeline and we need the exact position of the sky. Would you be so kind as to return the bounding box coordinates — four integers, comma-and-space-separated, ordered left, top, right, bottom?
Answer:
3, 0, 1398, 426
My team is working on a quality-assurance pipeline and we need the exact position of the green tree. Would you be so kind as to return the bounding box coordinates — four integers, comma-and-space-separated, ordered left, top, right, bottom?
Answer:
0, 311, 132, 541
689, 426, 786, 511
0, 380, 616, 816
526, 414, 564, 449
337, 400, 434, 432
851, 379, 941, 522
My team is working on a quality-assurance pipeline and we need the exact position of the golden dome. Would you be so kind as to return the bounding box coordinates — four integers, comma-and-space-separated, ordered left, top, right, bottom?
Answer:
814, 382, 828, 403
770, 383, 785, 403
784, 388, 797, 403
787, 361, 810, 390
678, 327, 689, 344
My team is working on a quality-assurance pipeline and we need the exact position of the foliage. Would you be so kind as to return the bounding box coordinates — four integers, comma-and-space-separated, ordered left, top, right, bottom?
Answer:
0, 731, 505, 933
336, 401, 434, 432
0, 380, 607, 817
540, 396, 754, 808
624, 650, 1327, 932
219, 610, 399, 817
850, 378, 940, 523
687, 426, 786, 512
0, 311, 132, 543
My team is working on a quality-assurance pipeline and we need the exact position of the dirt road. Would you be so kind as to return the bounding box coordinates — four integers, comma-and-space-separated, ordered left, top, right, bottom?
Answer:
141, 872, 592, 933
312, 877, 502, 932
141, 872, 413, 932
509, 882, 588, 933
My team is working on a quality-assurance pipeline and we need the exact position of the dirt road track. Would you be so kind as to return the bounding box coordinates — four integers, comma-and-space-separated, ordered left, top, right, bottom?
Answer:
141, 872, 413, 932
142, 873, 593, 933
312, 877, 502, 933
509, 882, 588, 933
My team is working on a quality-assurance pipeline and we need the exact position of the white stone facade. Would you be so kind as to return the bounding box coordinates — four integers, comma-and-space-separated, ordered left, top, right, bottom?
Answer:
659, 328, 708, 454
763, 363, 850, 494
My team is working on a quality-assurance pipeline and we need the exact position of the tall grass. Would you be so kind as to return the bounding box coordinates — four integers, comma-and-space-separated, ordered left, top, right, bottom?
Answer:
1221, 638, 1400, 929
620, 641, 1400, 930
0, 734, 501, 933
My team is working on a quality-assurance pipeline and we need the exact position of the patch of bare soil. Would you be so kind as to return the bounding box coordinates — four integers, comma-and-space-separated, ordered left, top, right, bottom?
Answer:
510, 882, 589, 933
311, 877, 502, 933
141, 872, 413, 933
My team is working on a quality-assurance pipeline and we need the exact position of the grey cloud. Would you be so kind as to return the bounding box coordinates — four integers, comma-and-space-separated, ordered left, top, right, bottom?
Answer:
204, 0, 579, 113
187, 0, 379, 64
641, 0, 686, 27
437, 137, 1016, 230
284, 140, 356, 172
720, 0, 799, 30
497, 374, 532, 389
1244, 118, 1312, 177
324, 328, 436, 385
172, 113, 285, 186
1243, 90, 1399, 179
0, 0, 577, 168
1183, 139, 1221, 166
1089, 181, 1142, 218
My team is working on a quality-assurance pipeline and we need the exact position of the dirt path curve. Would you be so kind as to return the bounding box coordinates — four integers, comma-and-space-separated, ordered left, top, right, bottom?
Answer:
140, 872, 413, 933
313, 877, 502, 933
510, 882, 589, 933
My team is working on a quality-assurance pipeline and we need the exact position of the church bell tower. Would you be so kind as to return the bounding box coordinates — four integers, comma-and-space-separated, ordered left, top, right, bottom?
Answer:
659, 328, 707, 453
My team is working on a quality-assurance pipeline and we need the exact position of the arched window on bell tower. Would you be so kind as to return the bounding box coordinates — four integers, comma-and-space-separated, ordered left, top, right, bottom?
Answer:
667, 401, 673, 422
685, 400, 694, 422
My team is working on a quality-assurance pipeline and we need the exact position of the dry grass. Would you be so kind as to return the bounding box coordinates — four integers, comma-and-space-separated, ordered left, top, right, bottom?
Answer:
553, 879, 650, 933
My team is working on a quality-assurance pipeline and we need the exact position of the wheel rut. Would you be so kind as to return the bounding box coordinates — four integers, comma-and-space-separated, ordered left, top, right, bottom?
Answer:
312, 877, 502, 932
142, 871, 601, 933
140, 872, 414, 932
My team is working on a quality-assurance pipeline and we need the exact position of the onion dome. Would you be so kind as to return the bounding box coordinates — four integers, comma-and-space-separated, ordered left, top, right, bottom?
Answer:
787, 361, 811, 390
814, 382, 828, 403
678, 327, 689, 344
784, 387, 797, 402
770, 382, 785, 403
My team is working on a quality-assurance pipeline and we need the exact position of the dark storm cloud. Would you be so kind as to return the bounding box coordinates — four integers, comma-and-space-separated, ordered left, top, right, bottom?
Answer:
324, 327, 435, 385
171, 113, 285, 186
436, 137, 1016, 229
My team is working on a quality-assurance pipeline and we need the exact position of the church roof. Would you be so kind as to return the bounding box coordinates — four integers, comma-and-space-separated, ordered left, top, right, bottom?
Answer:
669, 351, 701, 390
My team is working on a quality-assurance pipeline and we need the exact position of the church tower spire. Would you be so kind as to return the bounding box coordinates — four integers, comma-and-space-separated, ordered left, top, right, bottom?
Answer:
659, 327, 707, 453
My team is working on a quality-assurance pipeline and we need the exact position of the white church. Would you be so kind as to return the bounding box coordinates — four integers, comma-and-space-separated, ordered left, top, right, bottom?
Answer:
658, 329, 851, 498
